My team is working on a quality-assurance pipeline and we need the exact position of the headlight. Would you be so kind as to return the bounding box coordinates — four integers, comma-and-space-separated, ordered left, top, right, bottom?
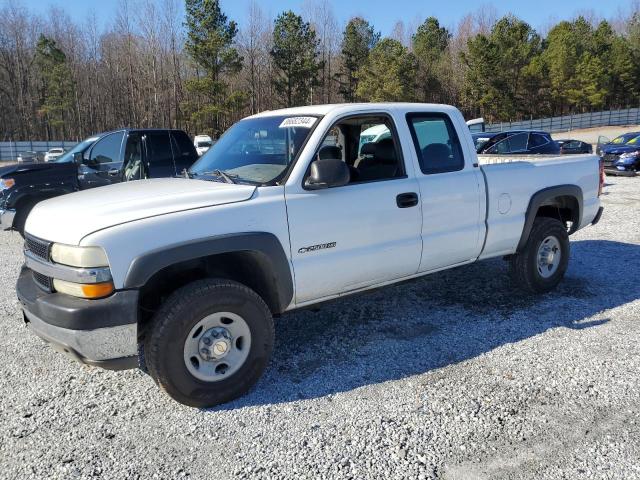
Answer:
619, 152, 639, 162
51, 244, 109, 268
0, 178, 15, 190
53, 279, 114, 299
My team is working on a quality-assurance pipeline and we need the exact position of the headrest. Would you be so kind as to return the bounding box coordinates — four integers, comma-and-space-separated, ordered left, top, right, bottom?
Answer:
318, 145, 342, 160
375, 138, 396, 162
422, 143, 450, 160
360, 142, 376, 156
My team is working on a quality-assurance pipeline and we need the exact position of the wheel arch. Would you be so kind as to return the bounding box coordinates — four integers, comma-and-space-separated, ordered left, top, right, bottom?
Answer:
125, 232, 294, 317
516, 185, 583, 252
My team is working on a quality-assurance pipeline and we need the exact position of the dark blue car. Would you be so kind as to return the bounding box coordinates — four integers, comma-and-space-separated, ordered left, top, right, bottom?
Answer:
599, 132, 640, 176
476, 130, 560, 155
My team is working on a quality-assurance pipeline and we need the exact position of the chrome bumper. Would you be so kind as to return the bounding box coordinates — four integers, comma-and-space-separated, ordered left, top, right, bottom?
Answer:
0, 208, 15, 230
23, 309, 138, 370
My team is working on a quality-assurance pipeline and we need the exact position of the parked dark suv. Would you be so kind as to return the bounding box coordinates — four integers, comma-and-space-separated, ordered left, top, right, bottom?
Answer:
0, 128, 198, 235
477, 130, 560, 155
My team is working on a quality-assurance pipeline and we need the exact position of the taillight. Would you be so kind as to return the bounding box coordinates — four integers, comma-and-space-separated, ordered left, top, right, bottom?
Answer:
598, 159, 605, 197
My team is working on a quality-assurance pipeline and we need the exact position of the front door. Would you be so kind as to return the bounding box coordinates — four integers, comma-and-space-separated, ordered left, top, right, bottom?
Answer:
285, 114, 423, 305
78, 131, 125, 189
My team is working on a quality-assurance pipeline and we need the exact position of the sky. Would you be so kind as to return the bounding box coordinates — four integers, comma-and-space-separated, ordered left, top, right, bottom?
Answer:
18, 0, 635, 34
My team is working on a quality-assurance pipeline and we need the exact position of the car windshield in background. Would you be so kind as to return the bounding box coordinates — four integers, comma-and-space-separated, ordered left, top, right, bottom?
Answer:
197, 141, 212, 148
610, 133, 638, 145
53, 137, 99, 163
189, 115, 318, 185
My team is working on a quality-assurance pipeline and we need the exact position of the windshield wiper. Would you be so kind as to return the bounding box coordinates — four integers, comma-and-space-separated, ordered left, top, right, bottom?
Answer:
192, 169, 238, 184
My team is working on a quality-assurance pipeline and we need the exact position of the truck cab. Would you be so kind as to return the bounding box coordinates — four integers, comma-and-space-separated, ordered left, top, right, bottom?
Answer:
0, 129, 198, 234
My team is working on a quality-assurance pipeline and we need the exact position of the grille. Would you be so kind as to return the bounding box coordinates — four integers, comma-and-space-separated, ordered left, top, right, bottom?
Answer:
32, 271, 53, 292
602, 153, 619, 166
25, 235, 53, 292
25, 235, 51, 261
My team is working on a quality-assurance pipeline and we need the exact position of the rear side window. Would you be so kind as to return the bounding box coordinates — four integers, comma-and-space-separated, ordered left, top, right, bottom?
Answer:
528, 133, 548, 148
406, 113, 464, 174
146, 132, 173, 167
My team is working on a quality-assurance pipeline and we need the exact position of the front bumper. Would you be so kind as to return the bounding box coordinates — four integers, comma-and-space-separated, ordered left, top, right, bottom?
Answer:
0, 208, 15, 230
16, 266, 139, 370
604, 167, 637, 176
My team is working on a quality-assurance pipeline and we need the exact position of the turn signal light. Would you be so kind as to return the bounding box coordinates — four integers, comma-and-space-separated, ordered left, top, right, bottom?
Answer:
53, 279, 114, 299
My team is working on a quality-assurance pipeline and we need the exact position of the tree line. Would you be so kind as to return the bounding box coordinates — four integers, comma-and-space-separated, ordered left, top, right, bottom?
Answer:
0, 0, 639, 141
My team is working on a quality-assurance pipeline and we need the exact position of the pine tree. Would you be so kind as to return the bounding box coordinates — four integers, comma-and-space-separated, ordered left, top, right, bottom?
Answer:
336, 17, 379, 102
34, 35, 75, 139
412, 17, 449, 103
183, 0, 244, 135
270, 11, 322, 107
356, 38, 416, 102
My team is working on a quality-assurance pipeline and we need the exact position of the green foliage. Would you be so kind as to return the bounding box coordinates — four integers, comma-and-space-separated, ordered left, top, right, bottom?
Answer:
270, 11, 322, 107
412, 17, 450, 102
461, 16, 542, 120
183, 0, 244, 133
336, 17, 380, 102
34, 35, 74, 133
356, 38, 416, 102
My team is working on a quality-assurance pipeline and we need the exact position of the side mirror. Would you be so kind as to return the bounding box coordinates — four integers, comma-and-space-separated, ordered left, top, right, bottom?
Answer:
304, 158, 350, 190
73, 152, 83, 163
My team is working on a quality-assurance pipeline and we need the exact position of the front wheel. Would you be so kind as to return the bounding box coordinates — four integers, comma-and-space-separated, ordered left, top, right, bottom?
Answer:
509, 217, 570, 293
144, 279, 274, 408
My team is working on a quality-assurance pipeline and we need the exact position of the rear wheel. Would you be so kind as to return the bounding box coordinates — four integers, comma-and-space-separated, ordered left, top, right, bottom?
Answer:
144, 279, 274, 408
509, 217, 569, 293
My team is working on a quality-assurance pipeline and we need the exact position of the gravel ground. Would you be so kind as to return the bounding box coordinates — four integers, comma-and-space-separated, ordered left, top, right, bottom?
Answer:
1, 177, 639, 480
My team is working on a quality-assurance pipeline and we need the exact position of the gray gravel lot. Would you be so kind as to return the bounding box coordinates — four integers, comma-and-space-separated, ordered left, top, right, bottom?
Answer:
1, 177, 639, 480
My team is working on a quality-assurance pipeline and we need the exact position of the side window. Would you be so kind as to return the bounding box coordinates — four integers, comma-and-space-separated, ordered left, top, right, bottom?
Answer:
146, 132, 173, 168
406, 114, 464, 174
88, 132, 124, 166
507, 133, 528, 152
315, 115, 403, 184
528, 133, 548, 149
123, 133, 145, 181
170, 131, 198, 168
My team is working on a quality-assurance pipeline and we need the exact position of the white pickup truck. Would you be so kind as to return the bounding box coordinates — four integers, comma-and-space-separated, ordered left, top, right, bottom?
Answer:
16, 103, 604, 407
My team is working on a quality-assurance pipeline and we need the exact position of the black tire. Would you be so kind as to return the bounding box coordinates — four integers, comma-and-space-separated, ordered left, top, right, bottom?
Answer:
13, 199, 38, 237
144, 279, 274, 408
509, 217, 570, 293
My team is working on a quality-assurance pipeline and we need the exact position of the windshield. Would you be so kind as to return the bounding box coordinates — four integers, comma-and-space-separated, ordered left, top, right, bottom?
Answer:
610, 133, 638, 145
53, 137, 99, 163
197, 141, 212, 148
189, 115, 318, 184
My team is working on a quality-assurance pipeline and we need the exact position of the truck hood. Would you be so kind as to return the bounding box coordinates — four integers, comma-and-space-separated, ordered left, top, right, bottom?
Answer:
601, 144, 640, 155
25, 178, 256, 245
0, 160, 73, 178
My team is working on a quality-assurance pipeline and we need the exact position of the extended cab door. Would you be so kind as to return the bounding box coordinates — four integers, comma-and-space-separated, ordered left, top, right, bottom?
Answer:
405, 111, 486, 272
284, 113, 423, 304
77, 131, 125, 189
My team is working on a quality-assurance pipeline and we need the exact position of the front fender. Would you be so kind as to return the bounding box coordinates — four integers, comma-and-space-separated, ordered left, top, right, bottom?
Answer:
123, 232, 294, 312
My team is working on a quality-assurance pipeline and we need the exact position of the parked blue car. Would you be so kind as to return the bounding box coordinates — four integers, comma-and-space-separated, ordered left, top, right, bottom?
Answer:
599, 132, 640, 176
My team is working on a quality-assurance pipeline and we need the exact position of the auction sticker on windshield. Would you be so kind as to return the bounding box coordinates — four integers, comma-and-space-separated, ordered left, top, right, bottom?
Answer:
279, 117, 317, 128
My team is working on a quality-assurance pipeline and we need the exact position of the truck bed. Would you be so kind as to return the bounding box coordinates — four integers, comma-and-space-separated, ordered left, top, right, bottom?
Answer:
477, 153, 601, 260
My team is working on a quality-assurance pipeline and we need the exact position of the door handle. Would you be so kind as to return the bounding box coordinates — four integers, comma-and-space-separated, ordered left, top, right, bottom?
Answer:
396, 192, 419, 208
107, 168, 120, 176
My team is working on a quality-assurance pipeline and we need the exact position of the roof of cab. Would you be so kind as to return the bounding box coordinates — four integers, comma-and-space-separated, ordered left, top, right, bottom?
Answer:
247, 103, 460, 119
